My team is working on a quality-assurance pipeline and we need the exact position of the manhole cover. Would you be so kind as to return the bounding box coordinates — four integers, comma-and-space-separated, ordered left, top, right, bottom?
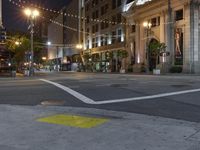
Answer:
110, 84, 128, 87
41, 100, 65, 106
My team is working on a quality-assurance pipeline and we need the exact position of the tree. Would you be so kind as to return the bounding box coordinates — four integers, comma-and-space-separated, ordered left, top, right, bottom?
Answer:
83, 53, 92, 71
117, 50, 129, 72
149, 41, 166, 69
6, 34, 30, 67
6, 33, 44, 68
117, 50, 128, 59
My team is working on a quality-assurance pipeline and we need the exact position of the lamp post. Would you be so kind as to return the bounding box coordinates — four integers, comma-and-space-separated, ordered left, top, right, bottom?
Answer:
143, 21, 152, 73
76, 44, 83, 49
24, 8, 39, 76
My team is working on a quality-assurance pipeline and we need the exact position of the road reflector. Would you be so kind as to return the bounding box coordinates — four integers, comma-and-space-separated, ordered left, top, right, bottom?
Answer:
37, 114, 109, 128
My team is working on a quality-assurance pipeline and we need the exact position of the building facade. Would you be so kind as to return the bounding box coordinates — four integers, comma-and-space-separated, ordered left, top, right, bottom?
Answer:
81, 0, 134, 72
48, 12, 64, 70
0, 0, 9, 70
48, 0, 81, 71
125, 0, 200, 73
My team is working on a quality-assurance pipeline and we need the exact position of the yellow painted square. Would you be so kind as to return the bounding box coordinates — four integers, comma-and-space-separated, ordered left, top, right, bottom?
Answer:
37, 114, 109, 128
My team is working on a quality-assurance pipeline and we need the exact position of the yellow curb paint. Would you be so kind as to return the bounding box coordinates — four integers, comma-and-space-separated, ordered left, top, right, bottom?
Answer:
37, 114, 109, 128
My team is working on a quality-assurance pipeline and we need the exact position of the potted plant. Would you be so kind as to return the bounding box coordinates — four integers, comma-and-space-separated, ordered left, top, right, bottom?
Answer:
118, 50, 128, 73
149, 41, 166, 75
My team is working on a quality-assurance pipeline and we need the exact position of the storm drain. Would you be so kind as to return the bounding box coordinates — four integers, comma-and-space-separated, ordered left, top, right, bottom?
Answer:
41, 100, 65, 106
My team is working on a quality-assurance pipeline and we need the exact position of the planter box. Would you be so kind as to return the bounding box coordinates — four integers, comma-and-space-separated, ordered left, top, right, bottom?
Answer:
153, 69, 160, 75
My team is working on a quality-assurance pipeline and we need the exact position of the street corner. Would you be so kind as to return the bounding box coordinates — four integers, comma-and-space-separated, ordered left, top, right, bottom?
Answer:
36, 114, 109, 129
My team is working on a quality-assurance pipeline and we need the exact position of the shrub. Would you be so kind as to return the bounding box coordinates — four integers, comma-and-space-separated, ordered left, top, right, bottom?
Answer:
128, 64, 133, 72
170, 66, 182, 73
141, 63, 146, 72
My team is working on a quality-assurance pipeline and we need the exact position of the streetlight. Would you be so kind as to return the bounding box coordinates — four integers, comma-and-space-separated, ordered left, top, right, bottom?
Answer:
42, 57, 47, 61
76, 44, 83, 49
15, 41, 21, 46
143, 21, 152, 73
24, 8, 40, 76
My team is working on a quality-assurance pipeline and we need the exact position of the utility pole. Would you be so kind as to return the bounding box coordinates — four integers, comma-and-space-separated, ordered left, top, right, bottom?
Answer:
30, 19, 34, 76
24, 8, 39, 76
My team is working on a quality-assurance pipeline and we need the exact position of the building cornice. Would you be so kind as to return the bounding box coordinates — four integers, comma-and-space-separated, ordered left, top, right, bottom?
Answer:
124, 0, 191, 20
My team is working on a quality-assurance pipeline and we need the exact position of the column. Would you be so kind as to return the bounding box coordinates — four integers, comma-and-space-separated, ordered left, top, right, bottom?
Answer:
193, 4, 200, 73
135, 21, 141, 63
183, 2, 191, 73
140, 21, 145, 64
160, 12, 165, 43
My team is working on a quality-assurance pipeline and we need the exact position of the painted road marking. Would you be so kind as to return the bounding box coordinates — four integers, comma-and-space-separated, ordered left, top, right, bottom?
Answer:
40, 79, 95, 104
37, 114, 109, 128
40, 79, 200, 105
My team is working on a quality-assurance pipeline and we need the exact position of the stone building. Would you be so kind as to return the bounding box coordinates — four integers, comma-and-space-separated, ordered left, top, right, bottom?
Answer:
125, 0, 200, 73
81, 0, 134, 72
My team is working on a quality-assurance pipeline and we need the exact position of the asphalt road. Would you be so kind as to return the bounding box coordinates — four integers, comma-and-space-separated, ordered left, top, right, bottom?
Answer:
1, 72, 200, 122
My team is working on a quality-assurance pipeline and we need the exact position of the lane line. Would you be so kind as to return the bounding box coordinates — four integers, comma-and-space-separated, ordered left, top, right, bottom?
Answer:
40, 79, 95, 104
40, 79, 200, 105
95, 88, 200, 104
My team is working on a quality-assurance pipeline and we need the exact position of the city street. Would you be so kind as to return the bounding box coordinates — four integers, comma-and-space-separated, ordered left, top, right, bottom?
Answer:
1, 72, 200, 149
2, 0, 200, 149
1, 72, 200, 122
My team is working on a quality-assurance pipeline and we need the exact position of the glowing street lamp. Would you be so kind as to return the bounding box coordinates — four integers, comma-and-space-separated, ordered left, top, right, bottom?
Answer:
24, 8, 40, 76
47, 41, 52, 46
15, 41, 21, 46
143, 21, 152, 29
76, 44, 83, 49
42, 57, 47, 61
24, 8, 39, 18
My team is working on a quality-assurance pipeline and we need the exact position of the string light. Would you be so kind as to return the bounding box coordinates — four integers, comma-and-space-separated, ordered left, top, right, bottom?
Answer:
11, 0, 190, 28
8, 0, 192, 51
11, 0, 133, 26
9, 0, 128, 39
8, 0, 191, 43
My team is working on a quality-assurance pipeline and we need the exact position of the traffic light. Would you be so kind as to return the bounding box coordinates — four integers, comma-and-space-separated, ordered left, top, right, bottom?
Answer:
0, 27, 6, 43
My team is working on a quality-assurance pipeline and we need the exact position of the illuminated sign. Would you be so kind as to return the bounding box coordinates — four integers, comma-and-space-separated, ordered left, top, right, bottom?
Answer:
136, 0, 152, 5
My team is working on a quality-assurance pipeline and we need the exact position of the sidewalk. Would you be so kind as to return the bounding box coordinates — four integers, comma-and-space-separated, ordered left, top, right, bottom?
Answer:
0, 105, 199, 150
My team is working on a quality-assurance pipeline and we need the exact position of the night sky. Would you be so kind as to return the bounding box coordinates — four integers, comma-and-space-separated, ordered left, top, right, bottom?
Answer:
3, 0, 70, 31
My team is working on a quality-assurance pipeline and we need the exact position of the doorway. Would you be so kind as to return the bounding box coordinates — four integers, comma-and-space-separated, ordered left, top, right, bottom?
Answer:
148, 39, 159, 71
